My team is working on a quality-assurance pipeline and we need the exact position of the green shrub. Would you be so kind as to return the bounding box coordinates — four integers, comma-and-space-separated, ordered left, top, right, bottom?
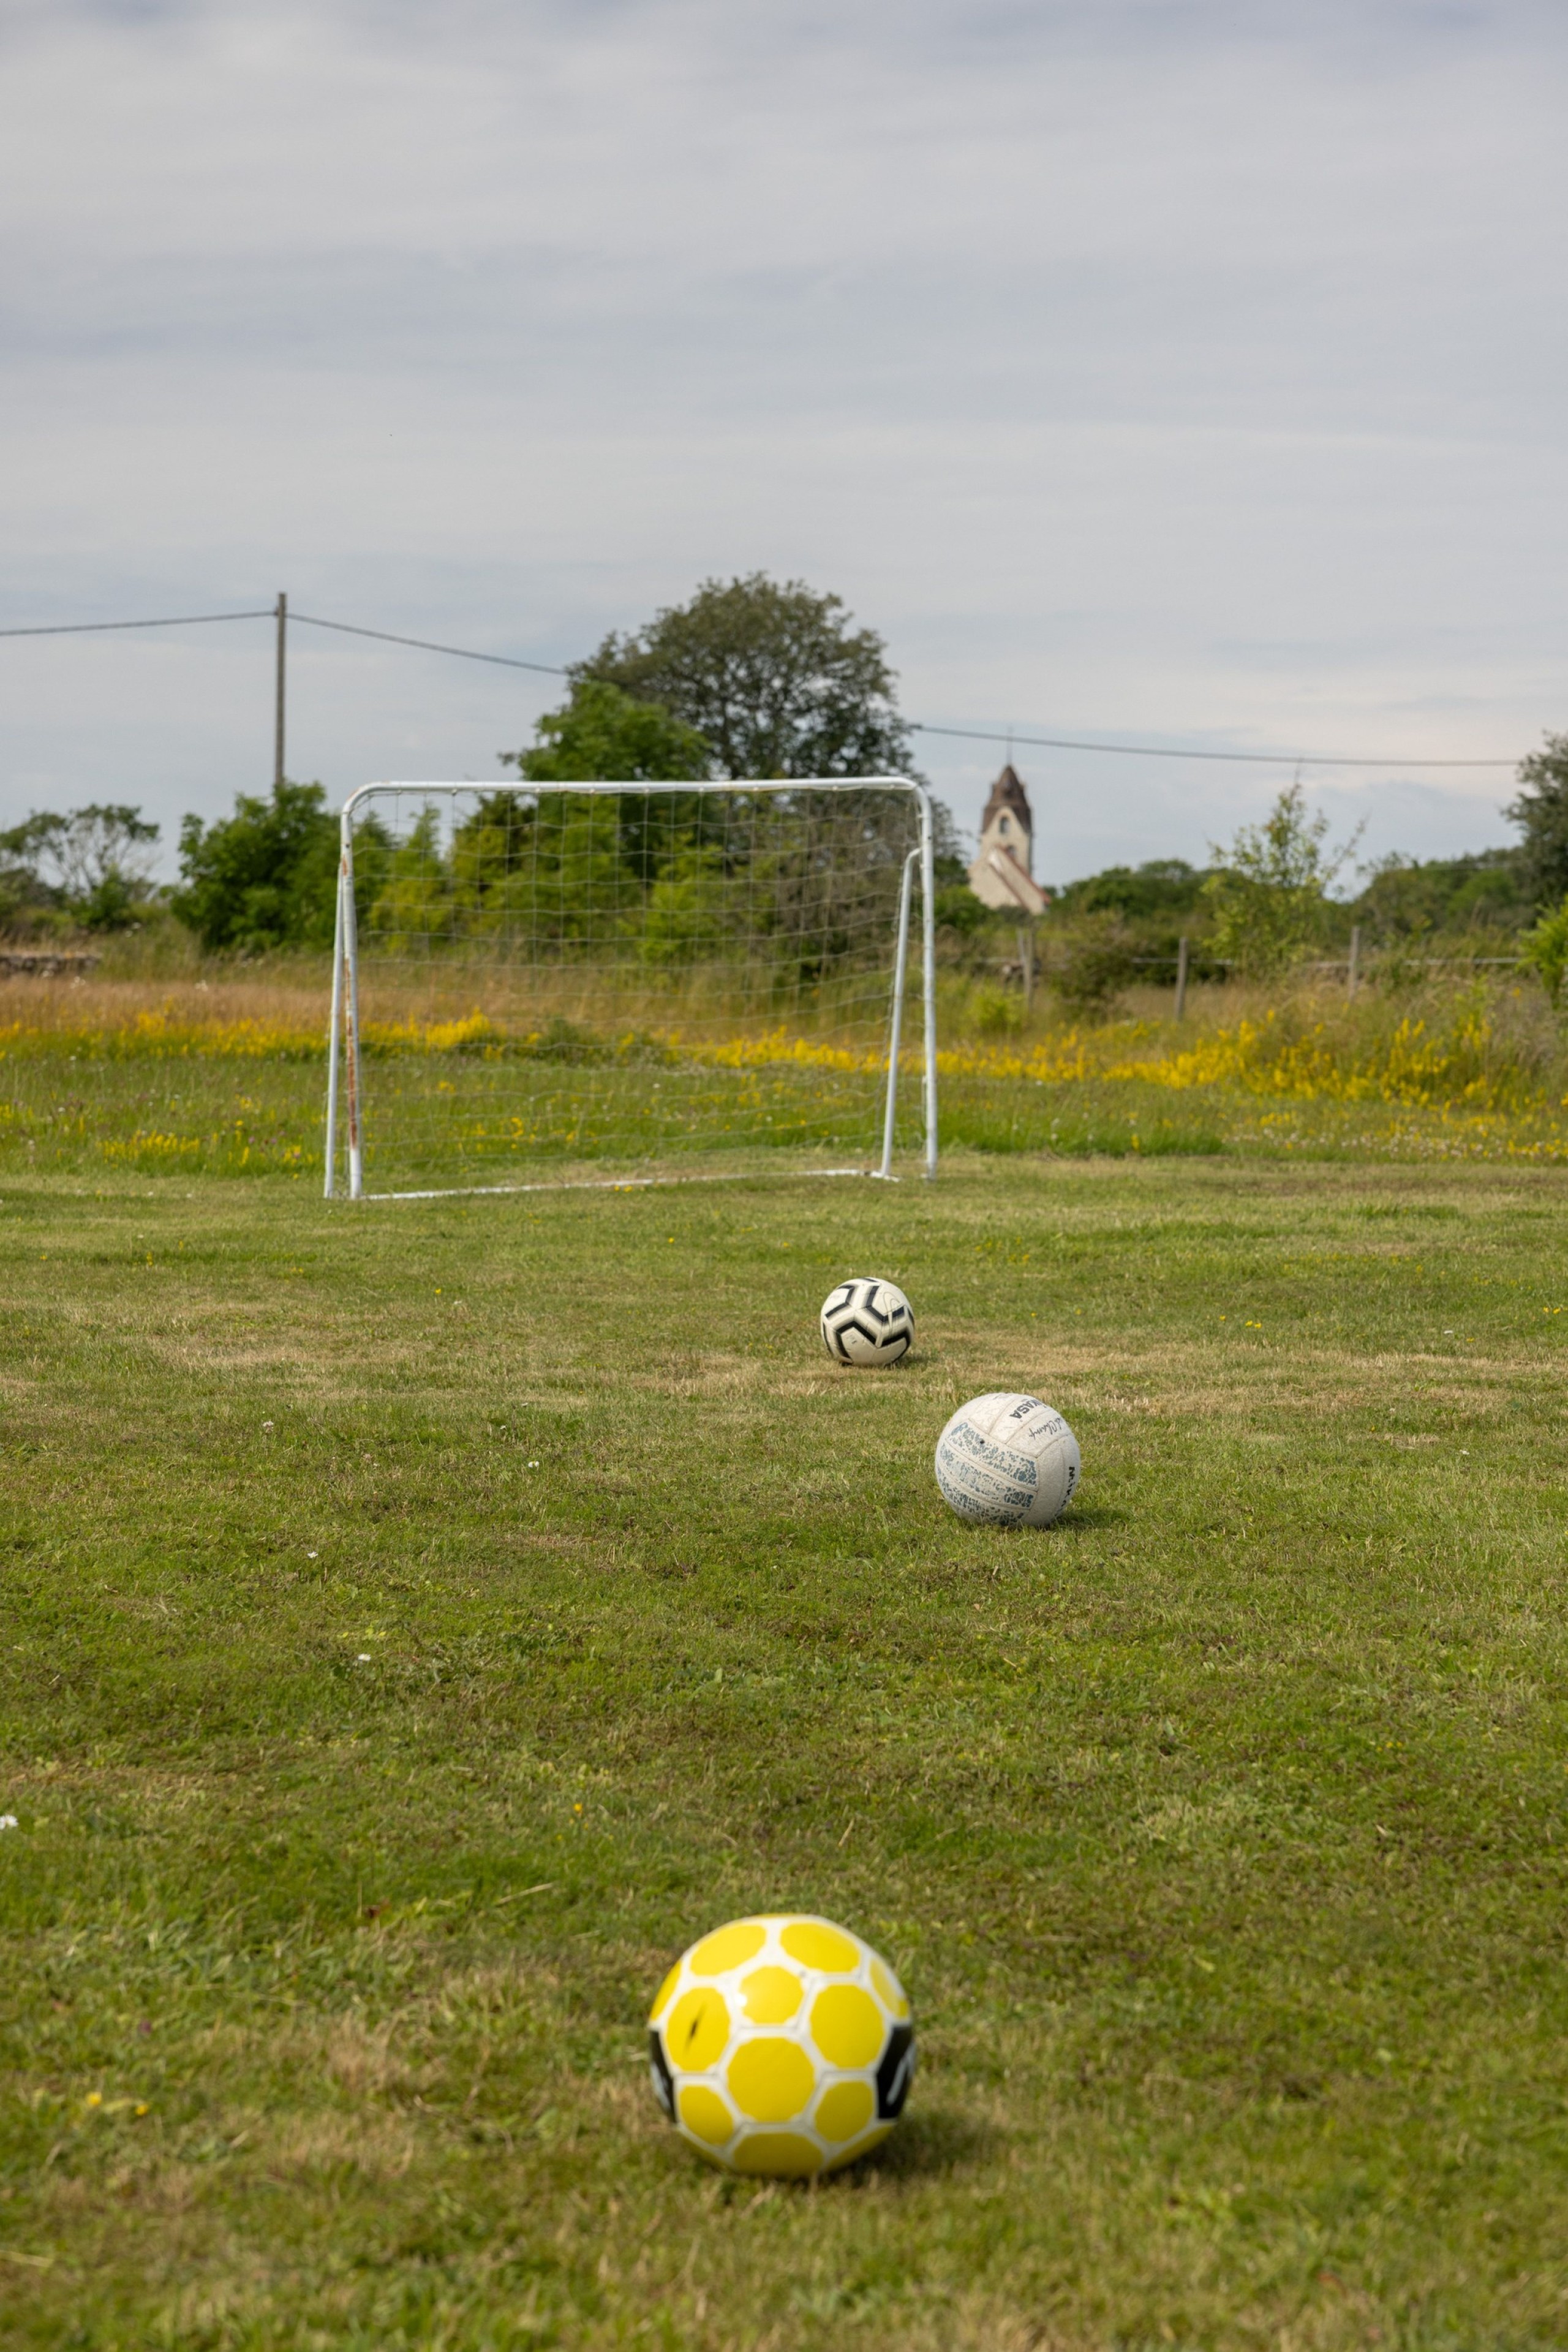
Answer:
968, 981, 1023, 1035
1203, 783, 1357, 977
1049, 940, 1138, 1013
1520, 896, 1568, 1009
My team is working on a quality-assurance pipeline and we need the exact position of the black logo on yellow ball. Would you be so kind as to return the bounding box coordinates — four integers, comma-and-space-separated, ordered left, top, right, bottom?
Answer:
875, 2022, 915, 2120
648, 2030, 676, 2119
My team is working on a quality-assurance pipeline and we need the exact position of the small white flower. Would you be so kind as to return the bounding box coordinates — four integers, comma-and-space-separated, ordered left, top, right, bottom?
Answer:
528, 1461, 540, 1469
262, 1420, 274, 1430
356, 1653, 372, 1663
0, 1815, 18, 1831
306, 1551, 318, 1559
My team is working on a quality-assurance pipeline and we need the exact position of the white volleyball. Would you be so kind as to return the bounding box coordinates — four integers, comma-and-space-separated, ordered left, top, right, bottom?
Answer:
820, 1278, 913, 1367
935, 1391, 1080, 1527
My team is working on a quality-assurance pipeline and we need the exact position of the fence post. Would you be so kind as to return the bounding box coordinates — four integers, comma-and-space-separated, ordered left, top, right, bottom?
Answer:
1174, 934, 1189, 1021
1348, 925, 1362, 1000
1017, 925, 1034, 1012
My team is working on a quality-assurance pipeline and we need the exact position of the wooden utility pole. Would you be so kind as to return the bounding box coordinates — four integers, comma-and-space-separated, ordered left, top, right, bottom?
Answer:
273, 591, 287, 790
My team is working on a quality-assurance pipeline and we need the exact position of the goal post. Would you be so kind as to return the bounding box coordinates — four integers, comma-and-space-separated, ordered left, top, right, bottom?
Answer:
323, 776, 938, 1200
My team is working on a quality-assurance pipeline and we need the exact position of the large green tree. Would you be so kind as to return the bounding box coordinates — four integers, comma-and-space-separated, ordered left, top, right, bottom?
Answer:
503, 676, 710, 788
571, 573, 916, 780
1504, 733, 1568, 909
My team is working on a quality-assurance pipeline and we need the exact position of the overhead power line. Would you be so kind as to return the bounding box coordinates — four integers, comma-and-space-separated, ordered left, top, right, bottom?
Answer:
0, 599, 1527, 768
290, 610, 568, 677
911, 722, 1518, 770
0, 608, 273, 638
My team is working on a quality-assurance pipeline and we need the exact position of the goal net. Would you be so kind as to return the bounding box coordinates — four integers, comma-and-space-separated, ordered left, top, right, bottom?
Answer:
323, 778, 937, 1199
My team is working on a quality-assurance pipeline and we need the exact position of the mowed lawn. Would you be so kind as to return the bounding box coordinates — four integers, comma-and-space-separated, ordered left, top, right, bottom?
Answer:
2, 1157, 1567, 2351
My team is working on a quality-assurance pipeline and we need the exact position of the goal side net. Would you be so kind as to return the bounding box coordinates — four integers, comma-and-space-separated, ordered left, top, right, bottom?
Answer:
323, 777, 938, 1200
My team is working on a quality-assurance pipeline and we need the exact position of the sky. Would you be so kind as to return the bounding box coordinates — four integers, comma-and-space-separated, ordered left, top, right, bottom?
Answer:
2, 0, 1565, 886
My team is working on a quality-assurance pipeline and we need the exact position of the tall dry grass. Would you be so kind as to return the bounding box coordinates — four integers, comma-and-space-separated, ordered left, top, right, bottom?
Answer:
4, 953, 1565, 1119
937, 967, 1567, 1114
0, 950, 898, 1058
0, 969, 330, 1042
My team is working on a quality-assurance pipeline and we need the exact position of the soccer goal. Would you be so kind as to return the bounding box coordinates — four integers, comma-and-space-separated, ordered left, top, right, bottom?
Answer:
322, 777, 938, 1200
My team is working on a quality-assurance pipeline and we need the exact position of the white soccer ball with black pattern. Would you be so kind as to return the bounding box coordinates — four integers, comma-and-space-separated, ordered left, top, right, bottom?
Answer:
935, 1391, 1080, 1527
647, 1913, 915, 2178
820, 1277, 914, 1367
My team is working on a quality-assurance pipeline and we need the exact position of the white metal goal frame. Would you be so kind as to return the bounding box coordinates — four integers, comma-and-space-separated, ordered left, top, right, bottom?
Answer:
323, 774, 939, 1200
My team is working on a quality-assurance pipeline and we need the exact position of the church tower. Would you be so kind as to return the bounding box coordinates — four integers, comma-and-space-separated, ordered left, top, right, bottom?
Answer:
968, 764, 1049, 915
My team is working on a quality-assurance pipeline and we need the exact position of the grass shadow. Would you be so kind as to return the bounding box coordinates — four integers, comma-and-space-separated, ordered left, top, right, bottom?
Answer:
840, 2104, 1002, 2182
1046, 1502, 1130, 1534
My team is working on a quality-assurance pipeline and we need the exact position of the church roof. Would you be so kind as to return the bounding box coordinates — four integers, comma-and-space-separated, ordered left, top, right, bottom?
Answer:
979, 764, 1031, 836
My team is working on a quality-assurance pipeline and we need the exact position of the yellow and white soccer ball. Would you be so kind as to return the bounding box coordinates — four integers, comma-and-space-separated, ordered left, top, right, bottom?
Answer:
647, 1913, 914, 2177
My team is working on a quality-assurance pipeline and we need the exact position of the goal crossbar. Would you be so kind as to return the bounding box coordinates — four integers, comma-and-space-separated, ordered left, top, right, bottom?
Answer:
323, 775, 938, 1200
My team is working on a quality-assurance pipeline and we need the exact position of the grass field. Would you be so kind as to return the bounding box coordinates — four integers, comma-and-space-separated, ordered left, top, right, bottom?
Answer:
4, 1143, 1568, 2350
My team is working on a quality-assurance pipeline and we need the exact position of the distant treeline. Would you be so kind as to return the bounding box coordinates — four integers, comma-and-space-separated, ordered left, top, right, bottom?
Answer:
1045, 844, 1534, 939
1, 577, 960, 956
0, 783, 1558, 966
930, 741, 1568, 1009
2, 566, 1564, 986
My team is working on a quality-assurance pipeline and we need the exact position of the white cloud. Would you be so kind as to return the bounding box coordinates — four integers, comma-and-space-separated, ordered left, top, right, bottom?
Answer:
1, 0, 1564, 872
